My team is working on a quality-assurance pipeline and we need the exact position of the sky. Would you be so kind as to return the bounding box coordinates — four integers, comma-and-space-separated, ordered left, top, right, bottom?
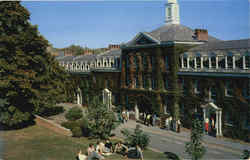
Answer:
21, 0, 250, 49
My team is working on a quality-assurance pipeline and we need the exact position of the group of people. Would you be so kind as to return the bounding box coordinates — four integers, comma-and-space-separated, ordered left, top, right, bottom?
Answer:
77, 140, 143, 160
121, 109, 129, 123
165, 116, 181, 133
143, 112, 157, 127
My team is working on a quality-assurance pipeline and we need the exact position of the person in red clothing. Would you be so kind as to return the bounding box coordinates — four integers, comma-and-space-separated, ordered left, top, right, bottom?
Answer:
205, 118, 209, 135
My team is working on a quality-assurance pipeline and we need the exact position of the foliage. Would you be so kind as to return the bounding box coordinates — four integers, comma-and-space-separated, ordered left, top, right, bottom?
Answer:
39, 105, 65, 117
0, 2, 73, 128
185, 116, 206, 160
87, 96, 119, 139
65, 106, 83, 121
241, 149, 250, 160
121, 124, 150, 150
78, 117, 90, 137
72, 126, 82, 137
61, 121, 79, 130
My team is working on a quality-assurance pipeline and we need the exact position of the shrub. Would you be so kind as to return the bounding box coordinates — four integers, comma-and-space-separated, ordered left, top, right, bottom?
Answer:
40, 106, 65, 117
78, 117, 90, 137
61, 121, 79, 130
72, 127, 82, 137
121, 124, 150, 150
65, 106, 83, 121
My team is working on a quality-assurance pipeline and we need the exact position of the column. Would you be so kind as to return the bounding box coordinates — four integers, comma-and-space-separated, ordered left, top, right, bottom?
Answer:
219, 110, 223, 136
194, 57, 197, 69
225, 56, 228, 69
216, 56, 219, 69
209, 57, 212, 68
233, 56, 236, 69
201, 57, 204, 69
187, 57, 190, 68
203, 108, 206, 133
243, 56, 246, 69
181, 57, 184, 68
216, 111, 219, 137
135, 104, 139, 120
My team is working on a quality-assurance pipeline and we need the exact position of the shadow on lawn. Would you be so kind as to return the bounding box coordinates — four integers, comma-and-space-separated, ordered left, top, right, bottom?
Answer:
164, 151, 180, 160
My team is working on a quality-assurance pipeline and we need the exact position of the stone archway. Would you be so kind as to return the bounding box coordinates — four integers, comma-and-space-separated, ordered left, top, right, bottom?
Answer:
201, 102, 223, 137
77, 88, 82, 105
102, 88, 112, 110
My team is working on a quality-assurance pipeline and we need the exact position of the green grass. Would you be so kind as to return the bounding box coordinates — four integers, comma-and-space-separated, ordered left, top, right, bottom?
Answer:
1, 124, 168, 160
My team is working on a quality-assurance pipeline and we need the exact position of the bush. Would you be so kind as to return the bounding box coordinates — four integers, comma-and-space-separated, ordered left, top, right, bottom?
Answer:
65, 106, 83, 121
72, 127, 82, 137
40, 106, 65, 117
121, 124, 150, 150
61, 121, 79, 130
78, 117, 90, 137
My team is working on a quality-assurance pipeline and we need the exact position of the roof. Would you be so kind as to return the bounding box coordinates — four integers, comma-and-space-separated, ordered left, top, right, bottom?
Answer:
148, 24, 220, 43
189, 39, 250, 52
98, 49, 121, 57
74, 54, 97, 62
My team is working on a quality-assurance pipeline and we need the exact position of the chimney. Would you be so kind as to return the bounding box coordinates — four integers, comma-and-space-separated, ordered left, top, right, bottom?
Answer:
194, 29, 208, 41
84, 49, 93, 55
108, 44, 120, 50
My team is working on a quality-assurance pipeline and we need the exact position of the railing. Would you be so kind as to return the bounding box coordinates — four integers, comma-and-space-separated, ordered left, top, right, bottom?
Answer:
179, 67, 250, 73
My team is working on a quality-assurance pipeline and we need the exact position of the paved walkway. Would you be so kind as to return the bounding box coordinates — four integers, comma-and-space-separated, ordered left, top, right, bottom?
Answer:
113, 120, 250, 159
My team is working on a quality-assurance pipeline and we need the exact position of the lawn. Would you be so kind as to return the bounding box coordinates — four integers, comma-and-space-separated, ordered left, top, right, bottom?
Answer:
0, 124, 168, 160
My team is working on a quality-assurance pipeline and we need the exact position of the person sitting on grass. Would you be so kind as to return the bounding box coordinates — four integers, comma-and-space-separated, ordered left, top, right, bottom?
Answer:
87, 143, 105, 160
104, 139, 113, 153
114, 141, 128, 157
77, 150, 87, 160
126, 144, 144, 160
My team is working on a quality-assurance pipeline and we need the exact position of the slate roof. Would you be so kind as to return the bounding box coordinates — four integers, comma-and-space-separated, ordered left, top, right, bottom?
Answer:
98, 49, 121, 57
148, 24, 220, 43
189, 39, 250, 52
74, 54, 97, 62
57, 55, 75, 62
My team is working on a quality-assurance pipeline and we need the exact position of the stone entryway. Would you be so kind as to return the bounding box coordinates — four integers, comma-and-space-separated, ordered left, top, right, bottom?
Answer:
201, 102, 223, 137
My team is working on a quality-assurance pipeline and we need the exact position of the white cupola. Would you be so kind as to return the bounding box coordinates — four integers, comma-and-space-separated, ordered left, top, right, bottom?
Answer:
165, 0, 180, 25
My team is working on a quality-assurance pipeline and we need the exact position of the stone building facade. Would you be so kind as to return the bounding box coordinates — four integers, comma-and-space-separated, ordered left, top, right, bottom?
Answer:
57, 0, 250, 139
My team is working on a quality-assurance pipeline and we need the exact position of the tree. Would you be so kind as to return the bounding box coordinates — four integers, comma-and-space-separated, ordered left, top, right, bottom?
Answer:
185, 116, 206, 160
0, 2, 73, 128
87, 96, 119, 139
121, 124, 150, 150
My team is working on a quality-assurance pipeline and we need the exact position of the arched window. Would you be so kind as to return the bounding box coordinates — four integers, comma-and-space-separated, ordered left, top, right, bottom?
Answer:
246, 55, 250, 68
227, 56, 233, 69
211, 57, 216, 68
196, 57, 201, 68
183, 57, 187, 68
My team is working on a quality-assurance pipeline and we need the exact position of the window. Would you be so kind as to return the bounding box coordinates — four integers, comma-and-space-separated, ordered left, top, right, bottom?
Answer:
194, 80, 200, 94
210, 87, 217, 103
126, 56, 130, 68
218, 57, 225, 68
183, 58, 187, 68
235, 57, 243, 69
242, 82, 250, 98
135, 75, 139, 88
142, 74, 146, 88
165, 56, 169, 69
211, 57, 216, 68
225, 111, 233, 126
165, 78, 169, 90
168, 7, 171, 17
246, 55, 250, 68
151, 56, 155, 69
225, 81, 233, 97
143, 56, 147, 69
227, 56, 233, 69
152, 76, 156, 89
189, 58, 195, 68
196, 57, 201, 68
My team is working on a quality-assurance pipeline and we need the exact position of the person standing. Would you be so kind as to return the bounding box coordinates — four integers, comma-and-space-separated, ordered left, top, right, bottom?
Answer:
205, 118, 209, 135
126, 110, 129, 121
152, 113, 157, 126
177, 119, 181, 133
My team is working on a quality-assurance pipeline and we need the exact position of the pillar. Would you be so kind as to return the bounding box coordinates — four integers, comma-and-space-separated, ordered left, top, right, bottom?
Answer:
201, 57, 203, 69
225, 56, 228, 69
181, 57, 184, 68
219, 110, 223, 136
216, 111, 219, 137
135, 104, 139, 120
187, 57, 190, 68
233, 56, 236, 69
203, 108, 206, 133
243, 56, 246, 69
194, 57, 197, 69
209, 57, 212, 68
216, 56, 219, 69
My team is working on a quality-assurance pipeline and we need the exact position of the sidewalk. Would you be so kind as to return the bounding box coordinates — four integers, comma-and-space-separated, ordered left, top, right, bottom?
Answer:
114, 120, 250, 154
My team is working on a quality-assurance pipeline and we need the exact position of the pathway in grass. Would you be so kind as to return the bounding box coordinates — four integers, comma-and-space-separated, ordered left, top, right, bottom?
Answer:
0, 124, 168, 160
